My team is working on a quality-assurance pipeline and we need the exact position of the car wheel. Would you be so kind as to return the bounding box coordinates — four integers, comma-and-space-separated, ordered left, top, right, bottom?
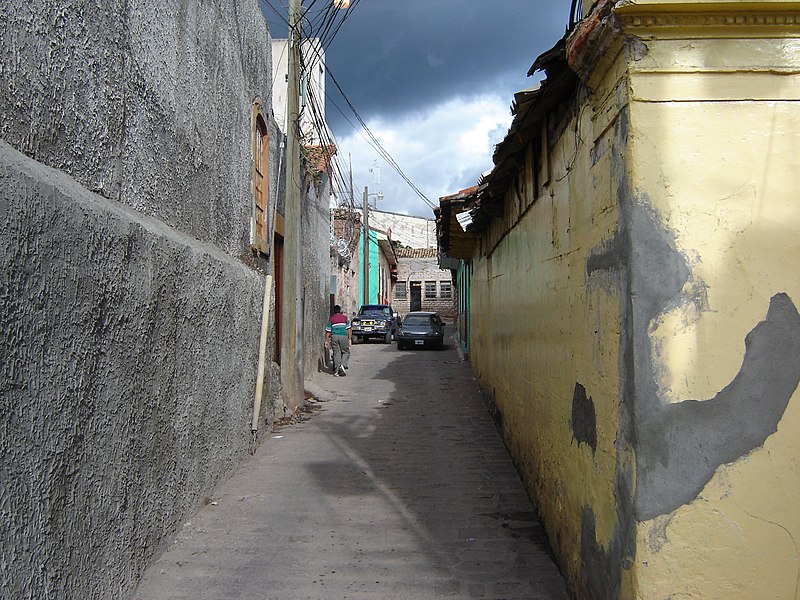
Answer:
397, 342, 405, 350
383, 331, 392, 344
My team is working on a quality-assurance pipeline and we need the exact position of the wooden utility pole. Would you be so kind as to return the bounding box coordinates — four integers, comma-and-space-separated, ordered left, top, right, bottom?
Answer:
281, 0, 303, 410
362, 186, 369, 306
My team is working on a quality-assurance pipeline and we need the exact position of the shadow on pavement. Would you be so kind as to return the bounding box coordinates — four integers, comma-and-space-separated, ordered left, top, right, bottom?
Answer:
303, 333, 570, 598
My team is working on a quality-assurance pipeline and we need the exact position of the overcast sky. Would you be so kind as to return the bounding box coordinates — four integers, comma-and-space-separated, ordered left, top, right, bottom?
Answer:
263, 0, 569, 217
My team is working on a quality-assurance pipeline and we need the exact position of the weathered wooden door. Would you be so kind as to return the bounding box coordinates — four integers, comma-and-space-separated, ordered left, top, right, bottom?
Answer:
273, 234, 284, 363
253, 112, 269, 254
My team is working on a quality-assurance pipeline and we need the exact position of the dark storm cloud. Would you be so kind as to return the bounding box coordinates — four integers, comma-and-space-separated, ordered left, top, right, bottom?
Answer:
264, 0, 569, 137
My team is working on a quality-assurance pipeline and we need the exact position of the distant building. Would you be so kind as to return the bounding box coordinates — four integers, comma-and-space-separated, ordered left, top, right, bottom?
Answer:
371, 228, 398, 306
436, 186, 479, 355
368, 209, 437, 249
330, 209, 398, 313
350, 209, 453, 318
330, 208, 362, 315
393, 247, 454, 320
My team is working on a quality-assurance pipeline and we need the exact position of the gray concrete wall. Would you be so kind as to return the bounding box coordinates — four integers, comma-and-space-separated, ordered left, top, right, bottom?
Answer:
0, 142, 265, 599
0, 0, 275, 256
0, 1, 299, 597
301, 171, 334, 375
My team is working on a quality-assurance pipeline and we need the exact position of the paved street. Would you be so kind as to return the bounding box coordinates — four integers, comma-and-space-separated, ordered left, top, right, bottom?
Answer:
133, 335, 569, 600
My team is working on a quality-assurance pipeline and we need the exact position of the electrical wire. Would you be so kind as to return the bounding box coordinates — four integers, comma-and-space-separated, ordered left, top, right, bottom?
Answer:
262, 0, 435, 211
298, 36, 436, 210
326, 67, 436, 210
259, 0, 288, 29
298, 52, 352, 207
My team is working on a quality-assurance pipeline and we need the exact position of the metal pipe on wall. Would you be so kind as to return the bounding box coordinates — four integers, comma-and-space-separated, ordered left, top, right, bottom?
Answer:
251, 274, 274, 439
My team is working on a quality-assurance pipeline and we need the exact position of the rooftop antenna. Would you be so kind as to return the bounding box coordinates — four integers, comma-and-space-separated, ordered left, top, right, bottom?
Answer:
368, 160, 383, 208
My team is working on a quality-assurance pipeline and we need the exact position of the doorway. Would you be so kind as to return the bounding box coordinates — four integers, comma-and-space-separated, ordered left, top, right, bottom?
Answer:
410, 281, 422, 311
273, 233, 284, 363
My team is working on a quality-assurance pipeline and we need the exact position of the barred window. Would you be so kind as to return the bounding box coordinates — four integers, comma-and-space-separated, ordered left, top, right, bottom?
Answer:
440, 281, 452, 299
424, 281, 437, 299
395, 281, 407, 299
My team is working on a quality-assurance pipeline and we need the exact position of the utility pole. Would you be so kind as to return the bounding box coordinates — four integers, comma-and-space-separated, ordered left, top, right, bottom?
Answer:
281, 0, 303, 411
349, 154, 354, 207
362, 186, 369, 306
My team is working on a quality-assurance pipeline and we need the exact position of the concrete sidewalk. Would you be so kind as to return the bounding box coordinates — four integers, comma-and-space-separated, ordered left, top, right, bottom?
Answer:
132, 340, 569, 600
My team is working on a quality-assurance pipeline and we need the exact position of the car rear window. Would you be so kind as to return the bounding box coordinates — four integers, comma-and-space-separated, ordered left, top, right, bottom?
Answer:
403, 315, 432, 327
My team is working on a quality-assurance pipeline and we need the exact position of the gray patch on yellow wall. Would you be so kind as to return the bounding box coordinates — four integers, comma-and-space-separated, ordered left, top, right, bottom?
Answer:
627, 201, 800, 520
579, 508, 619, 600
571, 383, 598, 453
577, 461, 635, 600
580, 109, 638, 598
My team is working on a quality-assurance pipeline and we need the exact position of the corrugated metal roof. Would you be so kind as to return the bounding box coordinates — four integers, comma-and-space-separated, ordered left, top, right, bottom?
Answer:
436, 186, 480, 261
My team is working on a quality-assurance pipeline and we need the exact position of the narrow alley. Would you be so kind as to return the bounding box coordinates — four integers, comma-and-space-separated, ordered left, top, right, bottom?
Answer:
132, 337, 569, 600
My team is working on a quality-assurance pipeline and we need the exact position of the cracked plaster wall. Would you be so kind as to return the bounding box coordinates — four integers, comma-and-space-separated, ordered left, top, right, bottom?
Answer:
621, 12, 800, 597
469, 83, 630, 599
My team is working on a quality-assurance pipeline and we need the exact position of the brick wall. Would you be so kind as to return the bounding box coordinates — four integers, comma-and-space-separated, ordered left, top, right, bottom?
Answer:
393, 250, 456, 322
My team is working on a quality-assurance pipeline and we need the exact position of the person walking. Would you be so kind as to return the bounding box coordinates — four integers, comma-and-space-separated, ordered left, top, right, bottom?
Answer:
324, 305, 351, 377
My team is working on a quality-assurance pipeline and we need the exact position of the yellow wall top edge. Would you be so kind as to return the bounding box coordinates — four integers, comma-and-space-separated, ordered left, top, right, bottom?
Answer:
617, 1, 800, 14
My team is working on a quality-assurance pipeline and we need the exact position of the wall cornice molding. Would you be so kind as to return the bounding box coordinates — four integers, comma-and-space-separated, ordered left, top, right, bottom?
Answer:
617, 3, 800, 32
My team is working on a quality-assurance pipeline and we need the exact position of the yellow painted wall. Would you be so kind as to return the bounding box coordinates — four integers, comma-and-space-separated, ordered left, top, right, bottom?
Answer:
469, 44, 634, 595
624, 5, 800, 599
469, 2, 800, 598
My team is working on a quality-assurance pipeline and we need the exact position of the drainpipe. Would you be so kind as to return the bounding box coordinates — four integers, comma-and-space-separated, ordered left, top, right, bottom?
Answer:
251, 129, 284, 445
251, 274, 273, 443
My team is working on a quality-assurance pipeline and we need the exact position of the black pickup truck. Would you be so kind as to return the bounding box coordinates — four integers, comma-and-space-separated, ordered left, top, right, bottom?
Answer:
351, 304, 399, 344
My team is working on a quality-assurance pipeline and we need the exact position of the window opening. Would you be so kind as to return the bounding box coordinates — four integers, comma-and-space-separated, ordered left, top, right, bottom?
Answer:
424, 281, 437, 299
252, 100, 269, 254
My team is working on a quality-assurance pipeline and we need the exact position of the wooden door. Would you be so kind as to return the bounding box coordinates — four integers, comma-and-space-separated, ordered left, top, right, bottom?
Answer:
273, 234, 284, 363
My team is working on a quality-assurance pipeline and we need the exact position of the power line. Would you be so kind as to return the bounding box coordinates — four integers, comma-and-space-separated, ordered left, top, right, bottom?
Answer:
326, 67, 436, 210
298, 33, 436, 210
260, 0, 435, 211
